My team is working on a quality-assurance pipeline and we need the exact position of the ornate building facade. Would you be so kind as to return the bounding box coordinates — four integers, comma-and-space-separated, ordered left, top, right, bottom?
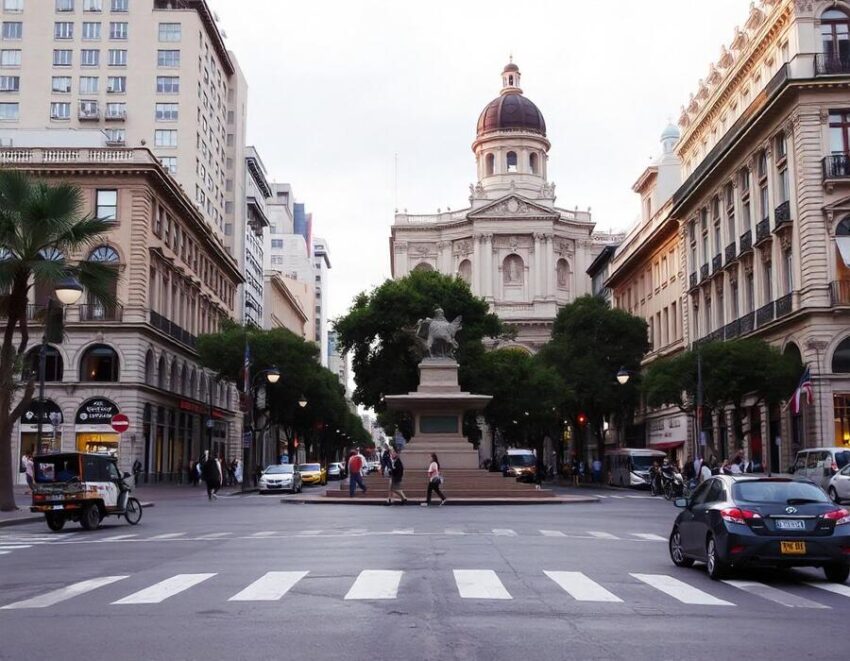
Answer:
390, 62, 620, 352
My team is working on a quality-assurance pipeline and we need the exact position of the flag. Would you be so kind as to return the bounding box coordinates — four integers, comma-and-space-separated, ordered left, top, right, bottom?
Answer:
790, 367, 813, 416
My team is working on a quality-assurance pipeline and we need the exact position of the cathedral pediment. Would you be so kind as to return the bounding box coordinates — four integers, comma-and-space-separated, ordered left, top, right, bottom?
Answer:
467, 194, 558, 219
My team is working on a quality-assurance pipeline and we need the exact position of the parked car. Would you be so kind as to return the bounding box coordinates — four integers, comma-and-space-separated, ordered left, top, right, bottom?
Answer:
789, 447, 850, 490
327, 462, 345, 481
296, 463, 327, 486
258, 464, 302, 494
828, 463, 850, 504
669, 475, 850, 583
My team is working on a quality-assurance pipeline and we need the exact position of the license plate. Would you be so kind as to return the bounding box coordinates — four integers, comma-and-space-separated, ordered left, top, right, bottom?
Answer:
775, 519, 805, 530
780, 541, 806, 554
50, 505, 64, 511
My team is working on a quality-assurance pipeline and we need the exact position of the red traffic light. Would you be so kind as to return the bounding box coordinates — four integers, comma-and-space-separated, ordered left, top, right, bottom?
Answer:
576, 413, 588, 427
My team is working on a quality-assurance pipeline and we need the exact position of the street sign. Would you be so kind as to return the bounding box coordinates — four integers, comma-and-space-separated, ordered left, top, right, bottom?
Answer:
111, 413, 130, 433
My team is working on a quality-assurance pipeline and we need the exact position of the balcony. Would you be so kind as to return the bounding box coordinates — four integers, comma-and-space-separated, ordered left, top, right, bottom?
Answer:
689, 272, 697, 290
831, 280, 850, 305
823, 154, 850, 180
724, 242, 737, 265
149, 310, 197, 349
815, 53, 850, 76
104, 109, 126, 121
78, 108, 100, 121
756, 301, 775, 326
774, 200, 792, 229
740, 312, 755, 334
755, 218, 771, 243
700, 263, 709, 282
739, 230, 753, 253
78, 303, 123, 322
724, 318, 741, 340
712, 253, 722, 274
775, 293, 793, 318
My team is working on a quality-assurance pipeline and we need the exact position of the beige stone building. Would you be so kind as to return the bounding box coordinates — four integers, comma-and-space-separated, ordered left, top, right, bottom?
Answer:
2, 143, 243, 481
671, 0, 850, 470
262, 271, 310, 338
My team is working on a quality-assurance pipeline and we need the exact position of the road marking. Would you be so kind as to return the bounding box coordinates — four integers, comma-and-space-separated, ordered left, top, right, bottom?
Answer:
344, 570, 403, 600
195, 532, 231, 540
544, 571, 623, 602
631, 573, 734, 606
391, 529, 413, 535
113, 573, 216, 605
298, 530, 321, 536
805, 581, 850, 599
454, 570, 512, 599
0, 545, 32, 550
228, 571, 308, 601
149, 533, 185, 540
0, 551, 10, 555
492, 528, 517, 537
723, 580, 829, 609
631, 533, 666, 542
1, 575, 128, 609
344, 528, 368, 535
444, 529, 465, 535
250, 531, 277, 538
540, 530, 566, 537
587, 531, 619, 540
609, 495, 625, 499
591, 494, 607, 498
99, 534, 138, 542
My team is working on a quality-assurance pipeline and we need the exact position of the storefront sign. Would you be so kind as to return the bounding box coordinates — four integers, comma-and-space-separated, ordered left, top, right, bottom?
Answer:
21, 399, 63, 426
178, 399, 226, 419
648, 413, 688, 447
75, 398, 119, 425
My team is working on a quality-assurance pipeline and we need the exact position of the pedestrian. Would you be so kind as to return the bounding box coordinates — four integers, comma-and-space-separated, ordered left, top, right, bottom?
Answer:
578, 459, 586, 484
347, 449, 367, 497
202, 452, 222, 500
423, 452, 446, 506
535, 453, 546, 489
132, 458, 142, 487
683, 457, 695, 482
386, 449, 408, 505
591, 456, 602, 484
570, 454, 580, 487
24, 452, 34, 492
234, 458, 243, 485
698, 458, 712, 483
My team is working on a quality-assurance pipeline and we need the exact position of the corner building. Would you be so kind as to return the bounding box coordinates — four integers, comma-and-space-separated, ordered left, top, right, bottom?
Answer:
390, 63, 620, 352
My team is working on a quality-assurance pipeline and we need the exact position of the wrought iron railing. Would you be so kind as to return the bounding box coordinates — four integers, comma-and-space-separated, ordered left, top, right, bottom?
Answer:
755, 218, 771, 242
830, 280, 850, 305
712, 254, 722, 273
756, 301, 775, 326
724, 319, 741, 340
724, 242, 737, 265
774, 200, 791, 227
150, 309, 197, 349
815, 53, 850, 76
823, 154, 850, 180
775, 293, 793, 318
740, 312, 755, 334
700, 263, 709, 281
689, 272, 697, 290
79, 303, 123, 322
739, 230, 753, 253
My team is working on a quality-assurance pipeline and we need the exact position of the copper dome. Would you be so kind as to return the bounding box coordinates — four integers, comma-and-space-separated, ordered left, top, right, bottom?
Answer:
476, 92, 547, 137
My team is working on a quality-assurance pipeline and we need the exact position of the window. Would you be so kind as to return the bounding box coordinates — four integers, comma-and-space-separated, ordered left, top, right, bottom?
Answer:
763, 261, 773, 302
157, 49, 179, 67
109, 21, 127, 39
159, 156, 176, 174
53, 49, 72, 66
0, 100, 17, 119
0, 75, 18, 91
833, 337, 850, 373
79, 344, 120, 382
2, 22, 21, 40
24, 347, 63, 382
104, 127, 124, 143
740, 167, 750, 193
54, 22, 73, 39
778, 167, 789, 204
821, 8, 850, 65
50, 101, 70, 119
485, 152, 495, 176
79, 99, 98, 118
111, 0, 127, 10
158, 22, 181, 42
154, 129, 177, 147
81, 49, 99, 66
0, 49, 20, 66
271, 239, 283, 248
106, 75, 124, 93
83, 0, 102, 11
156, 75, 179, 93
56, 0, 74, 10
529, 151, 538, 174
79, 76, 98, 93
776, 132, 787, 161
82, 21, 100, 40
3, 0, 23, 11
829, 110, 850, 154
745, 271, 755, 313
105, 102, 124, 118
759, 183, 769, 221
107, 48, 126, 66
96, 189, 117, 220
506, 151, 518, 173
725, 184, 736, 241
730, 281, 739, 318
784, 249, 793, 294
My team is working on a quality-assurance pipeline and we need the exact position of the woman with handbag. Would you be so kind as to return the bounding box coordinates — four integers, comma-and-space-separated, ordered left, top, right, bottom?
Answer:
423, 453, 447, 506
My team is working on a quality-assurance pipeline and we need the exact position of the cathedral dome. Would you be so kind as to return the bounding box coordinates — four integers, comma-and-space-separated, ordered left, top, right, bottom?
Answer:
476, 61, 546, 137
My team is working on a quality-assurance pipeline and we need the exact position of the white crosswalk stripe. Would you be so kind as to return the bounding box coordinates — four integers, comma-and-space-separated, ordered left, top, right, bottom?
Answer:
195, 532, 231, 540
297, 530, 321, 536
1, 576, 128, 609
609, 495, 625, 499
444, 529, 465, 535
345, 570, 403, 600
545, 571, 623, 602
454, 570, 512, 599
539, 530, 566, 537
492, 528, 518, 537
723, 580, 830, 609
0, 551, 11, 555
250, 531, 278, 538
149, 532, 185, 540
631, 533, 666, 542
0, 545, 32, 550
805, 581, 850, 599
631, 573, 734, 606
113, 573, 216, 605
587, 531, 619, 540
98, 534, 138, 542
391, 529, 413, 535
229, 571, 308, 601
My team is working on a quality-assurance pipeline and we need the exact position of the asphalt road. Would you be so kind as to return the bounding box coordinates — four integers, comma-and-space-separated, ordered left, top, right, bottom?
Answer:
0, 484, 847, 661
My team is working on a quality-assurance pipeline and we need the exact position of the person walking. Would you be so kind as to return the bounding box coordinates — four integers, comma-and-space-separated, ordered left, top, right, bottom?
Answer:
202, 452, 222, 500
386, 449, 408, 505
347, 449, 367, 497
422, 453, 446, 506
131, 458, 142, 488
23, 452, 34, 493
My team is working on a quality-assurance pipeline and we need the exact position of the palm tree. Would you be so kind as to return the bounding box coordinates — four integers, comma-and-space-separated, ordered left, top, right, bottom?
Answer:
0, 170, 117, 511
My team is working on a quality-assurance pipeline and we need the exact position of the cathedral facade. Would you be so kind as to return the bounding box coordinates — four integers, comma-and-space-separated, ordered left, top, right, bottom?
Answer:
390, 62, 620, 352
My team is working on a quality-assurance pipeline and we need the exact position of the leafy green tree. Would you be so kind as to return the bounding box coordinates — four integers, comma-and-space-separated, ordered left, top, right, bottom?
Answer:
539, 295, 649, 459
0, 171, 117, 511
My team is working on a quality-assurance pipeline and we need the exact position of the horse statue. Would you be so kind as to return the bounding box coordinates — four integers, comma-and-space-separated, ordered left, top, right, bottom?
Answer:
416, 308, 462, 359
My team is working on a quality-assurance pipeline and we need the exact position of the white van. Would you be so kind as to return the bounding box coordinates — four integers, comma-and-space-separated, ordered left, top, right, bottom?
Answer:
791, 447, 850, 489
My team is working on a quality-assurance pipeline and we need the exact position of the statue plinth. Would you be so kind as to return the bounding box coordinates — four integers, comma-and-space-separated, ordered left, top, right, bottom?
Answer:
384, 358, 491, 469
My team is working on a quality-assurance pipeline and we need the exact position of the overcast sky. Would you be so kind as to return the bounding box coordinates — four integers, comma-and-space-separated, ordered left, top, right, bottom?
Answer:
211, 0, 748, 322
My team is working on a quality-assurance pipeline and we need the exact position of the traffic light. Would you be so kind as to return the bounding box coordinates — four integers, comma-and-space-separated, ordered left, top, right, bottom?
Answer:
576, 412, 588, 427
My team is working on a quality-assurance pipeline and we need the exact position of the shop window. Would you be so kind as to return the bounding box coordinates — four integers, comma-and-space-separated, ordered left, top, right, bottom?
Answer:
835, 394, 850, 447
79, 344, 119, 382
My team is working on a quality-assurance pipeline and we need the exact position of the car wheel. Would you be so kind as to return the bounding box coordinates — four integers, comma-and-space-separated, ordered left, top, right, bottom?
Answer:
80, 503, 101, 531
669, 528, 694, 568
45, 513, 65, 532
824, 564, 850, 583
705, 536, 728, 580
828, 487, 841, 504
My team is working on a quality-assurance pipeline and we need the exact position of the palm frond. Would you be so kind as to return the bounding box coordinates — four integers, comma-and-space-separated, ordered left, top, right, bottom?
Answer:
74, 261, 119, 308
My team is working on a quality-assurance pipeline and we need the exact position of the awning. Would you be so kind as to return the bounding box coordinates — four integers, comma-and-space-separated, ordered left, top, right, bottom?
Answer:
649, 440, 685, 450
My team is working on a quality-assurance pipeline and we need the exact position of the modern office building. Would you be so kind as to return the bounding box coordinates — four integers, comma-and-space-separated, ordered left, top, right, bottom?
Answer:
240, 145, 270, 326
313, 237, 331, 365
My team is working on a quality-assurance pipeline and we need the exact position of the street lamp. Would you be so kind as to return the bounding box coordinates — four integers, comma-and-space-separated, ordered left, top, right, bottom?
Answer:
616, 366, 630, 385
298, 394, 307, 408
243, 366, 280, 492
53, 276, 84, 306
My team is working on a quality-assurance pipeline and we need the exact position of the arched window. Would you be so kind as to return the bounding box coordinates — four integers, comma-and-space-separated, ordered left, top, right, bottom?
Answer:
79, 344, 119, 382
24, 346, 63, 381
157, 355, 167, 389
821, 8, 850, 66
529, 152, 538, 174
833, 337, 850, 373
144, 350, 155, 386
836, 217, 850, 271
457, 259, 472, 284
784, 342, 802, 368
413, 262, 434, 273
503, 254, 524, 284
33, 248, 65, 307
170, 361, 179, 393
506, 151, 518, 173
199, 373, 207, 401
188, 369, 196, 399
86, 245, 120, 319
556, 258, 571, 289
485, 153, 495, 176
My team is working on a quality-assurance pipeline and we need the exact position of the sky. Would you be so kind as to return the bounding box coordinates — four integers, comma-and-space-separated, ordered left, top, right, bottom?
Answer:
210, 0, 749, 323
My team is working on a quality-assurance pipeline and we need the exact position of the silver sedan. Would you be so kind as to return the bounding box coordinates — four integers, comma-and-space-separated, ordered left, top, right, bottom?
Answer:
827, 463, 850, 504
258, 464, 302, 494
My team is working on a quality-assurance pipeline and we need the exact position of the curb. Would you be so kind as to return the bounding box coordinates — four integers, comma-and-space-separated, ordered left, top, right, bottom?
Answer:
0, 502, 155, 528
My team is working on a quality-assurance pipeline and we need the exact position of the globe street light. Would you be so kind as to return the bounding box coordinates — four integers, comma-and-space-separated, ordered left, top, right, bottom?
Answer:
266, 367, 281, 384
616, 366, 630, 385
53, 275, 84, 306
298, 395, 307, 408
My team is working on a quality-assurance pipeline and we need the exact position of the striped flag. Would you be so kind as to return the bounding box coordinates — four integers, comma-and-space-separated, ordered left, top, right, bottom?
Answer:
790, 366, 813, 416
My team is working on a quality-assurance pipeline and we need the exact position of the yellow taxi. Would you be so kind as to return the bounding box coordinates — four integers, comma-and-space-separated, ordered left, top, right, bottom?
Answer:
296, 463, 327, 486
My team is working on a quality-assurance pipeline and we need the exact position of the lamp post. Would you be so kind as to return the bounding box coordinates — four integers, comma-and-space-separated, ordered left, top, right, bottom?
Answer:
243, 365, 280, 493
615, 366, 634, 448
36, 276, 83, 453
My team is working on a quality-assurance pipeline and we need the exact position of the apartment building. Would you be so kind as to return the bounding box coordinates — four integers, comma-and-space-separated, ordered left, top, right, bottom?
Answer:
241, 145, 270, 326
672, 0, 850, 470
313, 237, 331, 366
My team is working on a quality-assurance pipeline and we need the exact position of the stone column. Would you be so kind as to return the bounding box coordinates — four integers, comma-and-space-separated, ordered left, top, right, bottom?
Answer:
543, 233, 554, 299
472, 233, 482, 297
394, 242, 408, 277
480, 234, 493, 299
533, 233, 544, 301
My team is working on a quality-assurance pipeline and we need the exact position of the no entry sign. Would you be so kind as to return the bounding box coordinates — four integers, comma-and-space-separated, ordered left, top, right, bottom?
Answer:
111, 413, 130, 433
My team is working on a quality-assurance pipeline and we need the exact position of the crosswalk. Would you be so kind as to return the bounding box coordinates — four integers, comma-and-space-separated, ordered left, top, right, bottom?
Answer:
2, 568, 848, 611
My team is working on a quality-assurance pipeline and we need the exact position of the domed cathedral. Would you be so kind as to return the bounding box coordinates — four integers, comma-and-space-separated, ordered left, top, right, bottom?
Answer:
390, 61, 622, 352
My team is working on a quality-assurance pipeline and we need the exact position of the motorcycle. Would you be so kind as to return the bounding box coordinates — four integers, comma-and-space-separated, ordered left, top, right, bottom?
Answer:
660, 467, 685, 501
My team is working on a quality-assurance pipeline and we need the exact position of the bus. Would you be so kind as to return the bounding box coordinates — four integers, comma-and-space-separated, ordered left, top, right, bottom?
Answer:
605, 448, 666, 488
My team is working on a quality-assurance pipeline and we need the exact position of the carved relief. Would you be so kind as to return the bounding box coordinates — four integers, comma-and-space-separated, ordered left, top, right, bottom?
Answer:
554, 238, 574, 255
410, 242, 436, 256
453, 239, 472, 256
494, 235, 532, 250
394, 242, 408, 253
